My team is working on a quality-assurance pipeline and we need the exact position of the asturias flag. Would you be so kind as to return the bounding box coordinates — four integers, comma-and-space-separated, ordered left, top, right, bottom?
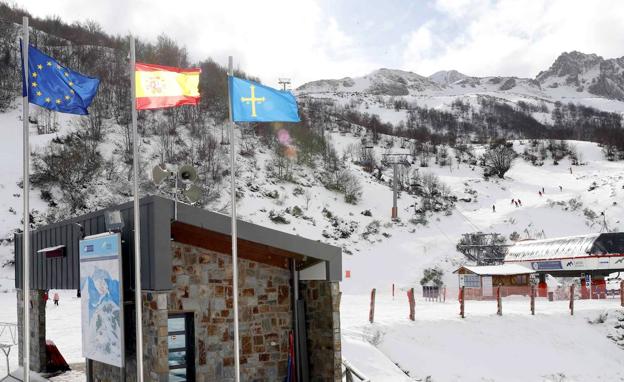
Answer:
229, 76, 300, 122
21, 42, 100, 115
135, 63, 200, 110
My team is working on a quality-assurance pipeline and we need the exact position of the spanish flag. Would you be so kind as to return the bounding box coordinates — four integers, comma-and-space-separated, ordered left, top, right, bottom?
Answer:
135, 63, 200, 110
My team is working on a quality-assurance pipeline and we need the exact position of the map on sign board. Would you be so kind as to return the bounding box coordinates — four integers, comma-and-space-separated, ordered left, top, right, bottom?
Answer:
79, 233, 124, 367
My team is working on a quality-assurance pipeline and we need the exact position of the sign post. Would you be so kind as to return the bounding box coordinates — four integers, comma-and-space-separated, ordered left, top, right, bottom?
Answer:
569, 284, 575, 316
585, 274, 592, 300
408, 288, 415, 321
369, 288, 376, 324
460, 286, 465, 318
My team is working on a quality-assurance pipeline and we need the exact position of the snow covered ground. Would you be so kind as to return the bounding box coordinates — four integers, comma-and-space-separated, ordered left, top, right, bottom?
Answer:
1, 93, 624, 380
341, 292, 624, 382
0, 290, 82, 379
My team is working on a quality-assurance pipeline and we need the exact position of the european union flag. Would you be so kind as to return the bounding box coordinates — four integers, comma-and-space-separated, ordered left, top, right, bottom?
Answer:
229, 76, 300, 122
21, 42, 100, 115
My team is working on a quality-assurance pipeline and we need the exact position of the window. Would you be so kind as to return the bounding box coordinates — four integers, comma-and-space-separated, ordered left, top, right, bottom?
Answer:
168, 313, 195, 382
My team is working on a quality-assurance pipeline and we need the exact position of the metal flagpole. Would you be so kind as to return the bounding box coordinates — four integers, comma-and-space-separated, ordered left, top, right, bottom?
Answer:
21, 15, 30, 382
129, 36, 144, 382
227, 56, 241, 382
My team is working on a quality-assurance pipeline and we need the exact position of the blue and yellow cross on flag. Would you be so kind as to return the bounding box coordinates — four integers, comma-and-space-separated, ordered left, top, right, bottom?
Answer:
21, 42, 100, 115
229, 76, 300, 122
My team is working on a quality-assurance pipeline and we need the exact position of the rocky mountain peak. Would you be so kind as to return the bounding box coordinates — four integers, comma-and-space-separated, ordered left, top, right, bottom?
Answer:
536, 51, 603, 83
428, 70, 469, 86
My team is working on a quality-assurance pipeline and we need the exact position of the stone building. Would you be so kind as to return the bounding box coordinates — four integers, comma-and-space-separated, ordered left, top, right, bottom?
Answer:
15, 196, 342, 381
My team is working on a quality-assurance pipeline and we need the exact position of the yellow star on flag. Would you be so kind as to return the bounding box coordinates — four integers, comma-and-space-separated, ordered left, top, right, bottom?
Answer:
31, 82, 37, 87
69, 81, 74, 86
44, 97, 51, 103
37, 64, 43, 70
46, 61, 52, 67
32, 72, 37, 78
36, 91, 42, 96
64, 72, 69, 77
70, 89, 75, 94
55, 99, 61, 104
64, 95, 70, 100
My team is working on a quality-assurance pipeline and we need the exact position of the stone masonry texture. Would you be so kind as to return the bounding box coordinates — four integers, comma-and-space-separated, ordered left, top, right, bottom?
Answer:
301, 280, 342, 382
170, 241, 292, 382
17, 289, 46, 372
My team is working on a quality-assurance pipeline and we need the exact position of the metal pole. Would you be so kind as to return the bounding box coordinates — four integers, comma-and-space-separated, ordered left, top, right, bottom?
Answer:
21, 16, 30, 382
291, 259, 300, 382
129, 36, 144, 382
392, 163, 398, 219
227, 56, 241, 382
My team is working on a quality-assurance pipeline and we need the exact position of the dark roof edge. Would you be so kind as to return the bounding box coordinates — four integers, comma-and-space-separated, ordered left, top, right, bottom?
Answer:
18, 195, 342, 280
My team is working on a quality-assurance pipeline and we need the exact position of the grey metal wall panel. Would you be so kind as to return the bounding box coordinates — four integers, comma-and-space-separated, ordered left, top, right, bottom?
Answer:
14, 196, 175, 291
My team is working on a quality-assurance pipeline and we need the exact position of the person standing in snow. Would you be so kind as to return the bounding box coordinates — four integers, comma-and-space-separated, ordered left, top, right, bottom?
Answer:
492, 205, 496, 213
542, 187, 545, 193
518, 199, 522, 206
559, 185, 563, 192
53, 292, 59, 306
43, 290, 49, 306
538, 191, 542, 197
511, 199, 515, 205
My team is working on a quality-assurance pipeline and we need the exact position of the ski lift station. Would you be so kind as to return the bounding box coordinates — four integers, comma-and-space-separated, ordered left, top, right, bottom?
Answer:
504, 233, 624, 298
14, 195, 343, 381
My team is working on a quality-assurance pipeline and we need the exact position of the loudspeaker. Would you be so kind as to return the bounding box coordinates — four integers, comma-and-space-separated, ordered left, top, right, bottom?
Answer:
152, 165, 171, 185
183, 184, 202, 203
178, 164, 198, 183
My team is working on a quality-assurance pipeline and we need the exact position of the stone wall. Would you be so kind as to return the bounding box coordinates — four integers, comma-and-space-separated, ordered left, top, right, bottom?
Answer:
300, 280, 342, 382
169, 241, 293, 382
16, 289, 47, 372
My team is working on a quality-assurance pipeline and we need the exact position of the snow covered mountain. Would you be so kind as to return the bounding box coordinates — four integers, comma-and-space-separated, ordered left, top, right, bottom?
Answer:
297, 51, 624, 115
297, 68, 441, 95
536, 51, 624, 100
428, 69, 470, 86
1, 5, 624, 381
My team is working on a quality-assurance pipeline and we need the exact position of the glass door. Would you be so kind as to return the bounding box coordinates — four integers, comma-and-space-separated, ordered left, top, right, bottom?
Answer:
168, 313, 195, 381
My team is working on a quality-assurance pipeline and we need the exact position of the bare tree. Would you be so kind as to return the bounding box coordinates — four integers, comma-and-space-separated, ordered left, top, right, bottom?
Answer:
304, 189, 312, 210
482, 145, 515, 178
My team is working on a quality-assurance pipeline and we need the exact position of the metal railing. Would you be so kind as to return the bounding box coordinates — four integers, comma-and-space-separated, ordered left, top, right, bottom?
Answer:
343, 359, 370, 382
0, 322, 18, 379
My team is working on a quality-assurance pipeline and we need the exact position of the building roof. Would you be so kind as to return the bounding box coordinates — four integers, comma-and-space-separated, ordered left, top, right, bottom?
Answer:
15, 195, 342, 291
454, 264, 536, 276
505, 234, 600, 262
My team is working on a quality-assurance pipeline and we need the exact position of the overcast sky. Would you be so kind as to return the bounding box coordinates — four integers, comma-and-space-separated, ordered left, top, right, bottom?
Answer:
15, 0, 624, 87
